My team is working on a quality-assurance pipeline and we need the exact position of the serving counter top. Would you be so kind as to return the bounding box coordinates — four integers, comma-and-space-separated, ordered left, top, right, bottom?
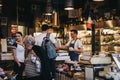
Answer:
0, 53, 14, 60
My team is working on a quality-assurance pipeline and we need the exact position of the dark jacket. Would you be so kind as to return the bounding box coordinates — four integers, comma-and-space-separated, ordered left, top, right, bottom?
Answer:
32, 45, 51, 80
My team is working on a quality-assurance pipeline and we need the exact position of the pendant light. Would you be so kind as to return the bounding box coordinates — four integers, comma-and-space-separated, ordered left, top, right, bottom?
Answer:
64, 0, 74, 10
0, 0, 2, 7
45, 0, 52, 15
0, 0, 2, 13
93, 0, 104, 1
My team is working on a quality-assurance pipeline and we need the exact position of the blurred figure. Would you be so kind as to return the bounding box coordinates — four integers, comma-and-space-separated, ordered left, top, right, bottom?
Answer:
0, 67, 8, 80
12, 32, 25, 80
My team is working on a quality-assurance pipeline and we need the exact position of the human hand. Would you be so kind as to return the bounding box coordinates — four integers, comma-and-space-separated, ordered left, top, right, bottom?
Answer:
69, 47, 74, 51
18, 63, 21, 67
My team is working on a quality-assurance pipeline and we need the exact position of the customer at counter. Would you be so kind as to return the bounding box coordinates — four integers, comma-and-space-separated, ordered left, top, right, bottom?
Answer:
35, 24, 58, 80
59, 29, 83, 61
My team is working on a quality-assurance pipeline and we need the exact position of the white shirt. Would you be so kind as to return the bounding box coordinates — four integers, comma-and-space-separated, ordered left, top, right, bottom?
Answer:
15, 44, 25, 62
35, 33, 57, 46
66, 39, 83, 50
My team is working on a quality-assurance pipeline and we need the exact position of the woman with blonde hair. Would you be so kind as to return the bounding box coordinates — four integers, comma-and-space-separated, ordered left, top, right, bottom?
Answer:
24, 34, 55, 80
23, 35, 41, 80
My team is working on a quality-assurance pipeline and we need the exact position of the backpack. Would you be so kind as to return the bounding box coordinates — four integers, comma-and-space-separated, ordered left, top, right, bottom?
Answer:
42, 33, 57, 59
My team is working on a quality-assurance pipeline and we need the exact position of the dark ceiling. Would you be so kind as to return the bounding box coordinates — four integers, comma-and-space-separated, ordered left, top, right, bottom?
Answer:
29, 0, 120, 12
1, 0, 120, 26
2, 0, 120, 14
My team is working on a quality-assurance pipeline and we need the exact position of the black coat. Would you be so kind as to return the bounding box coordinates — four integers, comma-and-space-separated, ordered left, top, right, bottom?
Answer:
32, 45, 51, 80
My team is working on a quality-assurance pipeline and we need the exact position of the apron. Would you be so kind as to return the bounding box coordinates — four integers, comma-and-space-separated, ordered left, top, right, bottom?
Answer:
69, 40, 79, 61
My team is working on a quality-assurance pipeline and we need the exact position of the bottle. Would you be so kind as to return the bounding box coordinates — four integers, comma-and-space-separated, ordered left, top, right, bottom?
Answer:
35, 59, 41, 73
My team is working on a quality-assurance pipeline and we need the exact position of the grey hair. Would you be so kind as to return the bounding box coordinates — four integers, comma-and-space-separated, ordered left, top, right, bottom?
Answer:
23, 35, 35, 45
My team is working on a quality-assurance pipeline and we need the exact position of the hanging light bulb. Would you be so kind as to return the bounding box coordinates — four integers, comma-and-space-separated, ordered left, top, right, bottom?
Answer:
93, 0, 104, 1
45, 0, 52, 15
0, 0, 2, 13
64, 0, 74, 10
0, 0, 2, 7
45, 4, 52, 15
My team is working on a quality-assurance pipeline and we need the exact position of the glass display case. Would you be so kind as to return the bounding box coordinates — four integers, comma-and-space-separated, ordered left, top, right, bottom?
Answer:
81, 27, 120, 54
100, 27, 120, 53
78, 30, 92, 52
85, 65, 112, 80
